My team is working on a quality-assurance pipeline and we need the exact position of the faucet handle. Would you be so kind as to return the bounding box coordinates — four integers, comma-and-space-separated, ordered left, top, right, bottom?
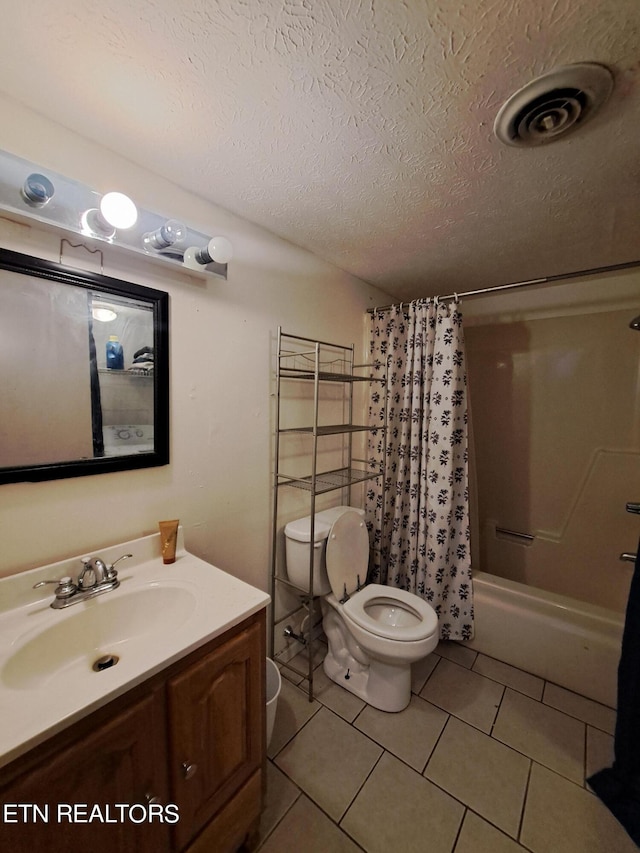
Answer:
106, 553, 132, 582
33, 578, 61, 588
33, 576, 77, 599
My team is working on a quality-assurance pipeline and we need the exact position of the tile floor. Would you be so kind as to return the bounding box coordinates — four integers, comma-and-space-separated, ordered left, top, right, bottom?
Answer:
254, 641, 636, 853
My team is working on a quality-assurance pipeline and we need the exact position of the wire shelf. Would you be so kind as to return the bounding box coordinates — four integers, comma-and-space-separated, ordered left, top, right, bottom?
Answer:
271, 328, 388, 704
278, 466, 381, 493
279, 423, 374, 436
279, 365, 375, 383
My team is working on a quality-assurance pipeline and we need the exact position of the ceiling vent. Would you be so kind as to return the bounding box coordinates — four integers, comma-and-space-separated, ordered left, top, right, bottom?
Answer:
494, 63, 614, 147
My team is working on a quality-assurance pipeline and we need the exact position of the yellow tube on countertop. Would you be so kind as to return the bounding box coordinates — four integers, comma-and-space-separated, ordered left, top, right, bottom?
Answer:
159, 519, 179, 564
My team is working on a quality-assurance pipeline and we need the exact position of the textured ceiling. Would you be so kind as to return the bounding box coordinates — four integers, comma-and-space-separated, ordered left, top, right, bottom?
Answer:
0, 0, 639, 300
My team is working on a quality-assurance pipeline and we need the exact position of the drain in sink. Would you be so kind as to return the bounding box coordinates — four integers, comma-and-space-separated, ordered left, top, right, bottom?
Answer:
92, 654, 119, 672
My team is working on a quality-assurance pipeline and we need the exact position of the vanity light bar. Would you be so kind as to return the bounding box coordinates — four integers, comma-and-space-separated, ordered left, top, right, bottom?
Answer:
0, 148, 230, 280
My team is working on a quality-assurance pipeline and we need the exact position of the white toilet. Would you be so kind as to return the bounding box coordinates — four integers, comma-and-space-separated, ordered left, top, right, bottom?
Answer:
284, 506, 439, 712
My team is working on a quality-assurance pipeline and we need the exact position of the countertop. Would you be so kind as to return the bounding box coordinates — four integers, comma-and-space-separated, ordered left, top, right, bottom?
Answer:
0, 528, 270, 769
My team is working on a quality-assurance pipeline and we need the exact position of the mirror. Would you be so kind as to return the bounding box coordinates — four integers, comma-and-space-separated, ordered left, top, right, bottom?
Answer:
0, 247, 169, 484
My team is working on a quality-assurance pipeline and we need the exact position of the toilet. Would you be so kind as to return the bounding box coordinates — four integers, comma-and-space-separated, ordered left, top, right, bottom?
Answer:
284, 506, 439, 712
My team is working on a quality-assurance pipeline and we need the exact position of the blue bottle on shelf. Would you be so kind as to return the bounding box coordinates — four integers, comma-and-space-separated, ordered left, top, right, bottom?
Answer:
106, 335, 124, 370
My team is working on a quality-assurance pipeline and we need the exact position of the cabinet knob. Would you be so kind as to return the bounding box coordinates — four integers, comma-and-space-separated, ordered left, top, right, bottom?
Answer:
145, 793, 161, 805
182, 761, 198, 780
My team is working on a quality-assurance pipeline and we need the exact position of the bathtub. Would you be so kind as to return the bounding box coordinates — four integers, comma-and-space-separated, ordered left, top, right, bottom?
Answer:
466, 571, 624, 708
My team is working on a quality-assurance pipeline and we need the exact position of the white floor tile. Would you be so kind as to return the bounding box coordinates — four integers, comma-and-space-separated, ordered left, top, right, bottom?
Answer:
258, 761, 301, 843
521, 762, 638, 853
411, 651, 440, 693
492, 688, 585, 784
437, 640, 478, 669
585, 726, 615, 784
454, 810, 528, 853
420, 657, 504, 733
259, 794, 361, 853
341, 751, 464, 853
472, 653, 544, 700
267, 677, 321, 759
261, 652, 624, 853
543, 682, 616, 735
275, 706, 382, 821
355, 694, 448, 771
425, 716, 530, 838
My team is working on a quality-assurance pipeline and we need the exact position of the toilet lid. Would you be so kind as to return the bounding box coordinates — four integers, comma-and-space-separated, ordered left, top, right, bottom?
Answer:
325, 511, 370, 600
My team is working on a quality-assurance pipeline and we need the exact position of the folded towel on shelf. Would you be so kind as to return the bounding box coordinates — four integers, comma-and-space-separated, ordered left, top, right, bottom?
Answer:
127, 345, 154, 375
133, 345, 154, 361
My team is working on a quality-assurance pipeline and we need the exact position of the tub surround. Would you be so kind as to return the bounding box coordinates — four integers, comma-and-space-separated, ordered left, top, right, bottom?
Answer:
0, 528, 270, 769
465, 294, 640, 615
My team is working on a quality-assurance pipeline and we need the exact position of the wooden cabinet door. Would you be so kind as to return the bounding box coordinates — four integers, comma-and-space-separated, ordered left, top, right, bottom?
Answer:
0, 689, 170, 853
167, 618, 264, 850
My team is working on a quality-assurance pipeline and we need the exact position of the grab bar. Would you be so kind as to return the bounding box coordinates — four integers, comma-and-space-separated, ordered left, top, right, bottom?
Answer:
495, 526, 535, 543
626, 502, 640, 515
620, 553, 638, 563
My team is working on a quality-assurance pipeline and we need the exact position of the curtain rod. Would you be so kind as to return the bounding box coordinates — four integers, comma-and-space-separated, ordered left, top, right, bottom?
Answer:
367, 259, 640, 314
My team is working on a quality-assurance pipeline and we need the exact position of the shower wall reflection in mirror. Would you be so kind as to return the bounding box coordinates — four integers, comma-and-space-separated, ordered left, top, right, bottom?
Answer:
0, 248, 169, 484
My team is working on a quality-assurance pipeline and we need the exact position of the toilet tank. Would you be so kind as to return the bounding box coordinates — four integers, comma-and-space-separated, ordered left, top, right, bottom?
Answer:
284, 506, 365, 596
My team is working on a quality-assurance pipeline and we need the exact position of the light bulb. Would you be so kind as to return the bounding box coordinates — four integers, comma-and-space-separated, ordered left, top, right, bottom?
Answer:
81, 208, 116, 239
99, 192, 138, 229
206, 236, 233, 264
183, 246, 203, 271
142, 220, 187, 252
182, 236, 233, 269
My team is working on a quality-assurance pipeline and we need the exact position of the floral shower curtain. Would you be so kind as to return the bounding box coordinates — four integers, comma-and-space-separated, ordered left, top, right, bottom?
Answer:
366, 299, 473, 641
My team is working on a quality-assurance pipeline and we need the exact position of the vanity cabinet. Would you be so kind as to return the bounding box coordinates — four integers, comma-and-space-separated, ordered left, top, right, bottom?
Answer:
0, 688, 170, 853
0, 609, 266, 853
168, 616, 264, 851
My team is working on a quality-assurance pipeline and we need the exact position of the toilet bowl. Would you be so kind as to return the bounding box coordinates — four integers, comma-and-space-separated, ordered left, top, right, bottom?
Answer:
284, 506, 439, 712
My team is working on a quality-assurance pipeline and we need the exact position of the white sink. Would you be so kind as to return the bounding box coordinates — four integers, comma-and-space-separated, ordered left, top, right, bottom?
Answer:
0, 529, 270, 769
2, 584, 197, 690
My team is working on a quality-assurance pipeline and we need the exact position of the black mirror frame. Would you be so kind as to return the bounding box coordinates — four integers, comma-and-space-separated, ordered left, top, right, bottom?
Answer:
0, 247, 169, 484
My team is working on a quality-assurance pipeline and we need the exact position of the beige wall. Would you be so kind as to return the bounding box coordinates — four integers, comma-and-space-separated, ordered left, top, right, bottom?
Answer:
465, 272, 640, 613
0, 95, 391, 593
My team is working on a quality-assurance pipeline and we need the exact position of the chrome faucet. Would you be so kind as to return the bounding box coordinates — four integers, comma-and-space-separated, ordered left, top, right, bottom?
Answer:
34, 553, 132, 609
78, 557, 109, 590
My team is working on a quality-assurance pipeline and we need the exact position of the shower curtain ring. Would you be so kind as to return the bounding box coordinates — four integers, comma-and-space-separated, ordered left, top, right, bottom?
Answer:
454, 292, 459, 304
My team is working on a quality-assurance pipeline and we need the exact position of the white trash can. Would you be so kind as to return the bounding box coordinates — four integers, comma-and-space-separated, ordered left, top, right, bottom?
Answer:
266, 658, 282, 749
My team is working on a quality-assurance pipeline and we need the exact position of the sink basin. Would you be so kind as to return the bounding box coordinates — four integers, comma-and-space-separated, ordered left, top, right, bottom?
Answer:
0, 528, 270, 770
2, 584, 197, 690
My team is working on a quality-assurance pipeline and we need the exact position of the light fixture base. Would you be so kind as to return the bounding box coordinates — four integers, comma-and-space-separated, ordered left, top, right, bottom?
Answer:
0, 149, 228, 280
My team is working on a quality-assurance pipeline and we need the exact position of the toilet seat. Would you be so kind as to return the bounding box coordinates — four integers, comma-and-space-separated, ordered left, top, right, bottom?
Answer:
325, 510, 439, 643
343, 584, 439, 642
325, 510, 370, 599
